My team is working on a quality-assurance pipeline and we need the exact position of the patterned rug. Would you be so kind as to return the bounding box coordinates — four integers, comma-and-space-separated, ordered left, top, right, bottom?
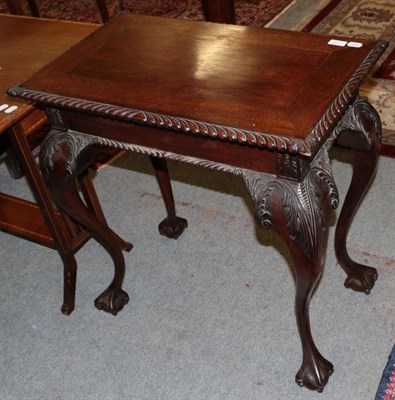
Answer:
375, 344, 395, 400
297, 0, 395, 150
0, 0, 294, 26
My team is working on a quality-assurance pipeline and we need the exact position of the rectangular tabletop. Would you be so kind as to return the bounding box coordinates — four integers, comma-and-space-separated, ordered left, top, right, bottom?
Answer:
8, 14, 386, 157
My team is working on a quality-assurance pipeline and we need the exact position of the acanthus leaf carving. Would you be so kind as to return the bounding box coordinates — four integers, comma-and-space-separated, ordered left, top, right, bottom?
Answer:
331, 95, 382, 147
40, 130, 96, 183
242, 146, 339, 258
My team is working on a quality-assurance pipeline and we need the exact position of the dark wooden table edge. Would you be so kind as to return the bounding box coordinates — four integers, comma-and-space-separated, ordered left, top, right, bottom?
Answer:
6, 40, 387, 160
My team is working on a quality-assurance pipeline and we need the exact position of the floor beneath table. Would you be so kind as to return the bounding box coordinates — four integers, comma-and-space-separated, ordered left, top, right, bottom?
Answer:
0, 146, 394, 399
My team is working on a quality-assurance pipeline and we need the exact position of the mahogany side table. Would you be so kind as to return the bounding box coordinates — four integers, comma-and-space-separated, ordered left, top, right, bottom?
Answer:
8, 14, 387, 392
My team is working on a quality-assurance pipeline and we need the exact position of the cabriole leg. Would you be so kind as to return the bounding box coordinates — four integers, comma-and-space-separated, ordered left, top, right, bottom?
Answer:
40, 130, 129, 315
335, 98, 381, 294
242, 145, 339, 392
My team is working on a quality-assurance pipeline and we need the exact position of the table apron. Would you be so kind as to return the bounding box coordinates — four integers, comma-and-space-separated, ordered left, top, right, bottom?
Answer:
59, 109, 314, 179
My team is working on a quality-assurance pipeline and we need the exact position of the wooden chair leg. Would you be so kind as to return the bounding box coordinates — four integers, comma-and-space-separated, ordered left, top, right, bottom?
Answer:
27, 0, 40, 17
59, 251, 78, 315
95, 0, 110, 22
7, 0, 108, 21
5, 0, 40, 16
201, 0, 236, 23
5, 0, 24, 14
7, 123, 71, 251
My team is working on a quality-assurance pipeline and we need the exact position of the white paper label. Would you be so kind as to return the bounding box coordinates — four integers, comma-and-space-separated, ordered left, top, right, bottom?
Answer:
4, 105, 18, 114
347, 42, 363, 48
328, 39, 347, 47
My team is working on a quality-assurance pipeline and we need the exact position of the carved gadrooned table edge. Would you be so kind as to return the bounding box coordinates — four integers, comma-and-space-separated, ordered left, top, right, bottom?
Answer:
6, 40, 387, 159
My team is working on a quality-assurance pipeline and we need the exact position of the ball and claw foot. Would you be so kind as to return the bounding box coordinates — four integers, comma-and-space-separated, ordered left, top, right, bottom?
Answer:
94, 287, 129, 315
295, 355, 334, 392
344, 265, 378, 294
158, 216, 188, 239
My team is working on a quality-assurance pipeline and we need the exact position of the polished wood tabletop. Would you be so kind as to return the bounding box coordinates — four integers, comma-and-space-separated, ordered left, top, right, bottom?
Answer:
0, 14, 97, 133
11, 14, 385, 158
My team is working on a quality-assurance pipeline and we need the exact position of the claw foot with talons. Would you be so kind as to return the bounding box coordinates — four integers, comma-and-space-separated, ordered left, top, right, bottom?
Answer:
158, 216, 188, 239
296, 355, 334, 392
94, 287, 129, 315
344, 264, 378, 294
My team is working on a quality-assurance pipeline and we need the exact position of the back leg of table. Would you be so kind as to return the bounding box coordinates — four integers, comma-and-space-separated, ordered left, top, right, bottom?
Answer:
149, 156, 188, 239
335, 98, 381, 294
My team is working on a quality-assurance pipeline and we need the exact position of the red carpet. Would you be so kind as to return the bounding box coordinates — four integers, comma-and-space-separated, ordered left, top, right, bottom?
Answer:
375, 344, 395, 400
0, 0, 293, 26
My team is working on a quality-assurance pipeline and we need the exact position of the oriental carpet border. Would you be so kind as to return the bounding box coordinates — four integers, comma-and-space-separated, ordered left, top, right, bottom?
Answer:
375, 344, 395, 400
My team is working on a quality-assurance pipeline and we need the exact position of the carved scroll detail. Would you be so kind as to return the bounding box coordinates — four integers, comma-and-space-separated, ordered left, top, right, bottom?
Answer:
242, 146, 339, 257
331, 95, 382, 145
40, 130, 95, 183
306, 41, 387, 151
